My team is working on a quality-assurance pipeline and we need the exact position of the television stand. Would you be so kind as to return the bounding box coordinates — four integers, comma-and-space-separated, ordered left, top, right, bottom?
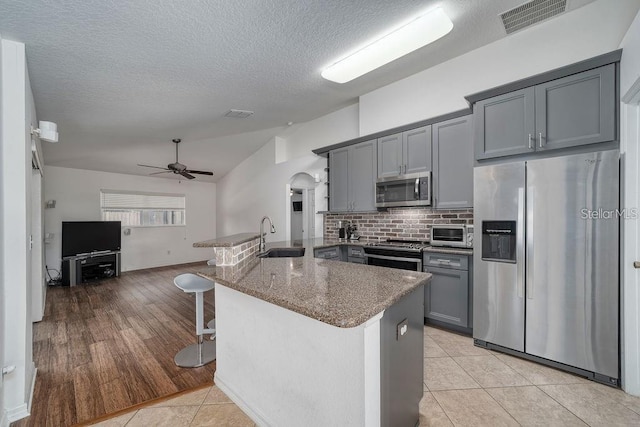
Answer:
61, 251, 121, 286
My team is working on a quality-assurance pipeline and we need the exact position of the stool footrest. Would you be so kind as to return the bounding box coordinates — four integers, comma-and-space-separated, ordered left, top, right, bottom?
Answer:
174, 341, 216, 368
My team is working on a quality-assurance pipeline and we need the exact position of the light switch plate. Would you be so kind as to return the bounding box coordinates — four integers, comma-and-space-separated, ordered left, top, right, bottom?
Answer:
397, 318, 408, 341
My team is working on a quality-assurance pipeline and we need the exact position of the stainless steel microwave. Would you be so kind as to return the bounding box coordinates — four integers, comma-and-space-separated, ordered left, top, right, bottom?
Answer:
375, 172, 431, 208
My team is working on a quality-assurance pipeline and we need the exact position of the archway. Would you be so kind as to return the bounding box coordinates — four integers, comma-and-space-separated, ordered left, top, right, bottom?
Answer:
286, 172, 317, 242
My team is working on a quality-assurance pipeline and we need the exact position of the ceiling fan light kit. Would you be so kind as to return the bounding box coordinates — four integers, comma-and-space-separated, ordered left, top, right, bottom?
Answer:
321, 7, 453, 84
138, 139, 214, 180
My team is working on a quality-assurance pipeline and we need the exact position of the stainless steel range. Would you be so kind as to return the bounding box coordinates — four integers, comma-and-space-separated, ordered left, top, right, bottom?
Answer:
364, 239, 429, 271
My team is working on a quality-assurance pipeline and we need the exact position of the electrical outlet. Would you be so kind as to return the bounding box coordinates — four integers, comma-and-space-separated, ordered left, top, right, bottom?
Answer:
397, 318, 408, 340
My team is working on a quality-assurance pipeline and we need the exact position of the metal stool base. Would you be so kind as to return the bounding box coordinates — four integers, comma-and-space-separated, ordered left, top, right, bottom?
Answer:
174, 340, 216, 368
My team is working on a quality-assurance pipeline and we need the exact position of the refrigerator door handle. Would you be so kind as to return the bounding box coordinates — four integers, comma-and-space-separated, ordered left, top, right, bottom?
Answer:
517, 187, 525, 299
526, 186, 534, 300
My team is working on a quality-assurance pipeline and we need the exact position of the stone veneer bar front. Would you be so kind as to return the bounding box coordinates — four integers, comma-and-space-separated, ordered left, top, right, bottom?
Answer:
193, 232, 261, 266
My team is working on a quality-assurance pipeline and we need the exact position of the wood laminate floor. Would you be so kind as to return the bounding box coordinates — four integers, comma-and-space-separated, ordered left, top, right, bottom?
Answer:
12, 262, 217, 427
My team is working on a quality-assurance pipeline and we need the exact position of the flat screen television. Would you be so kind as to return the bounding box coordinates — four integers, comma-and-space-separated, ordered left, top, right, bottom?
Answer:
62, 221, 121, 257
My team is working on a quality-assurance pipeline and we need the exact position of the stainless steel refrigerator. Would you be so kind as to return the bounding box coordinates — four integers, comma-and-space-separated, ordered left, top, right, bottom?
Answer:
473, 150, 619, 385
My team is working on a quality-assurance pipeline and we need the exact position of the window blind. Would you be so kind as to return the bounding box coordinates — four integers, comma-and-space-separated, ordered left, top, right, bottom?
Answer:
101, 191, 185, 210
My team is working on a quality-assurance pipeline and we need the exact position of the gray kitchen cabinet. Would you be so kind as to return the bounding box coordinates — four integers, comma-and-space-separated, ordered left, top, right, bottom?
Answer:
475, 87, 536, 160
535, 64, 615, 151
329, 147, 349, 211
314, 246, 341, 260
433, 115, 473, 209
377, 133, 403, 178
475, 64, 615, 160
377, 126, 431, 178
347, 246, 366, 264
350, 140, 377, 212
329, 140, 377, 212
404, 126, 432, 175
423, 252, 472, 331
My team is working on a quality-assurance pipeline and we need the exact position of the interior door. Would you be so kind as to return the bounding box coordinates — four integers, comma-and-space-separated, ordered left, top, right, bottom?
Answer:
525, 151, 619, 379
473, 162, 525, 351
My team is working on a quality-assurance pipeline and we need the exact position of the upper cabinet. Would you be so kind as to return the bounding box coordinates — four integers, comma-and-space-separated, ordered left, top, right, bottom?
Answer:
329, 140, 377, 212
474, 64, 616, 160
377, 133, 403, 178
535, 64, 615, 151
433, 115, 473, 209
404, 126, 432, 175
329, 147, 349, 212
377, 126, 432, 178
474, 88, 535, 160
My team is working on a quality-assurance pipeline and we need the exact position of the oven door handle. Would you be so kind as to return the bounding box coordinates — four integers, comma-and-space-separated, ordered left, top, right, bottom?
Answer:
364, 254, 423, 270
415, 178, 420, 200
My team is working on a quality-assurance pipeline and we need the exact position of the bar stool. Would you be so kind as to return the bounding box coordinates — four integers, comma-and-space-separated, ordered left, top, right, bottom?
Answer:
205, 259, 216, 339
174, 273, 216, 367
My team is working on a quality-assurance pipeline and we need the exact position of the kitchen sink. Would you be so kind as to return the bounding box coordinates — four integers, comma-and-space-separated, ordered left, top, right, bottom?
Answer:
257, 247, 306, 258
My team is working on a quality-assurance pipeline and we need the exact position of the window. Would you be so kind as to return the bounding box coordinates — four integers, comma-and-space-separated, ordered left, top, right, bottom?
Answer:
100, 190, 186, 227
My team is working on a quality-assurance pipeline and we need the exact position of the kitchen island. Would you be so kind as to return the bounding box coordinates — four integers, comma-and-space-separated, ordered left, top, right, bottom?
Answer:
197, 238, 430, 427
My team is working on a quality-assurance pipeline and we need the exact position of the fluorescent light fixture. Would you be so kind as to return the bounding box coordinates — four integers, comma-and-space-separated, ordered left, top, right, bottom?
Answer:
321, 7, 453, 84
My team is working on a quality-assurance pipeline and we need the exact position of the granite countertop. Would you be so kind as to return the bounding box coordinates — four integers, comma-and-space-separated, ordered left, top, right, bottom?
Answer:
193, 232, 261, 248
312, 238, 474, 256
198, 239, 431, 328
307, 237, 370, 249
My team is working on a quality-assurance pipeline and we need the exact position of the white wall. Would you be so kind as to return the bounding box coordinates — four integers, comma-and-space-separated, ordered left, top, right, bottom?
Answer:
279, 104, 359, 160
27, 68, 45, 323
620, 8, 640, 99
359, 0, 640, 135
1, 38, 36, 423
216, 139, 325, 242
43, 166, 216, 272
216, 104, 359, 241
619, 7, 640, 397
0, 34, 5, 427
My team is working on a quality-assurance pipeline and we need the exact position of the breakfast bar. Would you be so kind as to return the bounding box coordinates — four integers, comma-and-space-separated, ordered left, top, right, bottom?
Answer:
196, 238, 431, 427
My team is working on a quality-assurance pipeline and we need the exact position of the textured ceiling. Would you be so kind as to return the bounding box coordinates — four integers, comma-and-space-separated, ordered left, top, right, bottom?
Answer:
0, 0, 596, 182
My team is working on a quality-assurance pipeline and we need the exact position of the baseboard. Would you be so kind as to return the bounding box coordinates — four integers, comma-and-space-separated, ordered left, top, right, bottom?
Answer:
6, 403, 29, 423
7, 365, 36, 423
214, 373, 274, 427
27, 365, 37, 414
1, 409, 9, 427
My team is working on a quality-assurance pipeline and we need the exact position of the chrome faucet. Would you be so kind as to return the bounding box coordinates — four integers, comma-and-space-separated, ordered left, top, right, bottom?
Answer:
259, 215, 276, 252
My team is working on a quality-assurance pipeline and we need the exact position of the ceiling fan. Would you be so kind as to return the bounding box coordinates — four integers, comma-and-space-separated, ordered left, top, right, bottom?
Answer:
138, 139, 213, 180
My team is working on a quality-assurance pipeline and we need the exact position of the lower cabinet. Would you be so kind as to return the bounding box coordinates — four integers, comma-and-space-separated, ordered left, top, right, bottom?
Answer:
423, 251, 473, 332
314, 245, 367, 263
347, 246, 365, 264
314, 246, 341, 260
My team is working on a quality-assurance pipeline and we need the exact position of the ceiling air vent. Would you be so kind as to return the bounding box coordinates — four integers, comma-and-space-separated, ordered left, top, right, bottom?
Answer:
500, 0, 567, 34
224, 109, 254, 118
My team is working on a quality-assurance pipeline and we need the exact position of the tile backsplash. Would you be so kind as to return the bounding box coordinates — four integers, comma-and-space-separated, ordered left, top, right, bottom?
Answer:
324, 207, 473, 242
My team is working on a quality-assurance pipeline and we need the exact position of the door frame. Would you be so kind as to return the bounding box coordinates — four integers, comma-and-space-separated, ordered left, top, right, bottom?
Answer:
621, 76, 640, 396
285, 173, 317, 242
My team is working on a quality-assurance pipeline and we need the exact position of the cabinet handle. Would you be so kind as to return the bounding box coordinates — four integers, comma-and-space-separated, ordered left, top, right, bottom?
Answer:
528, 134, 533, 149
539, 132, 544, 148
403, 164, 407, 174
398, 165, 402, 175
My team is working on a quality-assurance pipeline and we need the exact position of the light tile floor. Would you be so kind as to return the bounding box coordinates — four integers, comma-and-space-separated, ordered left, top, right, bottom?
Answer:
88, 326, 640, 426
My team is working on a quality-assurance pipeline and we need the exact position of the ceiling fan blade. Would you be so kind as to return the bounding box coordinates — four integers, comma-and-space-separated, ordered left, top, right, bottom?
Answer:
149, 170, 173, 175
138, 164, 170, 171
179, 171, 196, 180
185, 169, 214, 176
